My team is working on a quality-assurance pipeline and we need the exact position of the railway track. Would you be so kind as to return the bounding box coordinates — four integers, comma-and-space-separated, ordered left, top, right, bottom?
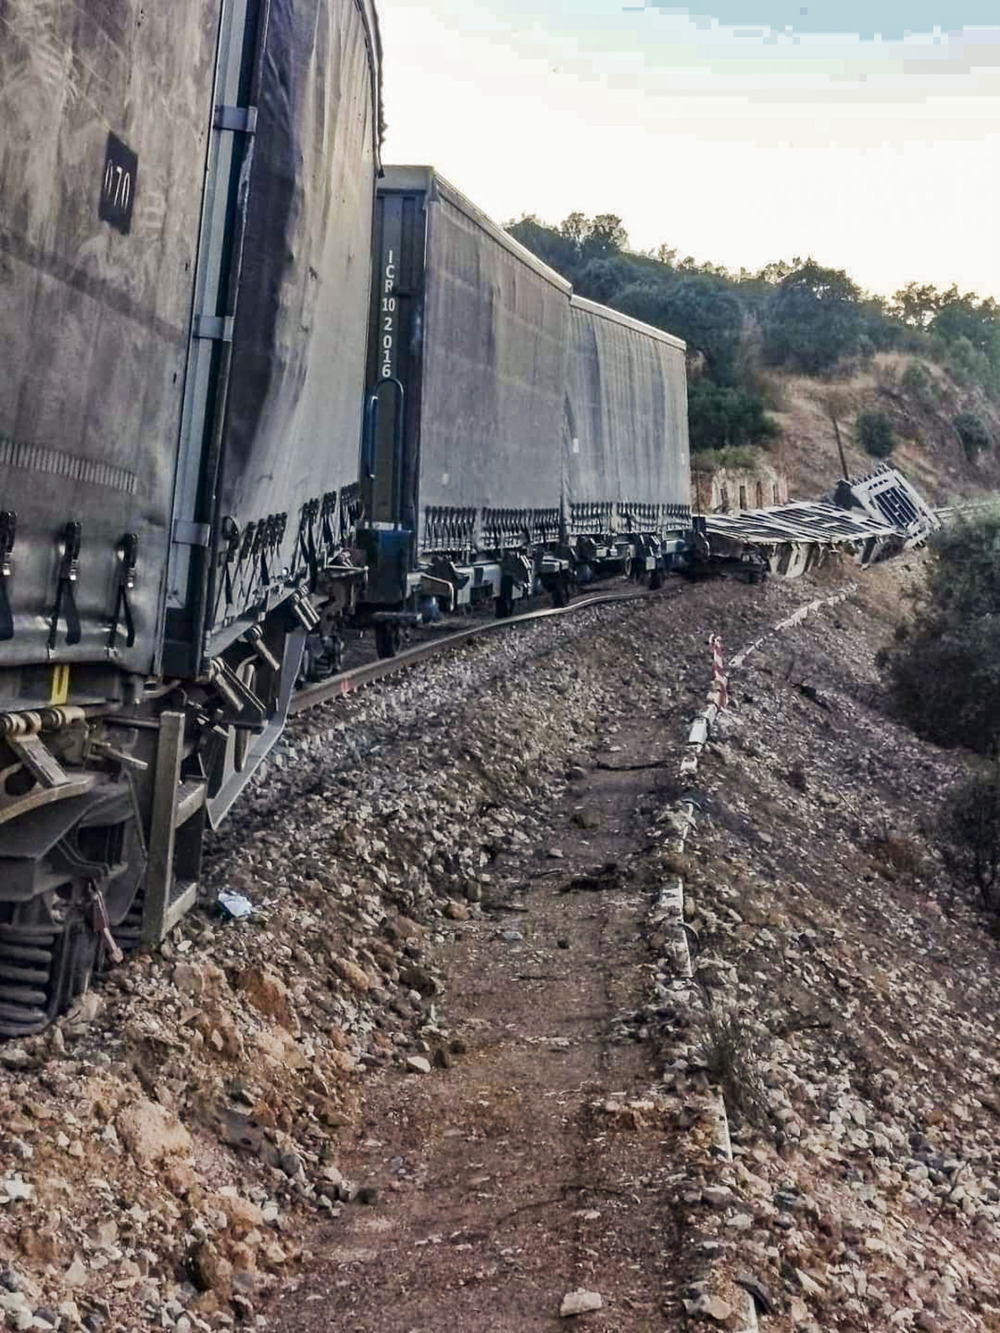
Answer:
290, 583, 683, 715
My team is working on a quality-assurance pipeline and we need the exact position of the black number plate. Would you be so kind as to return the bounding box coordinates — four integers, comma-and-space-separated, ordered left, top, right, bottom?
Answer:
98, 132, 138, 235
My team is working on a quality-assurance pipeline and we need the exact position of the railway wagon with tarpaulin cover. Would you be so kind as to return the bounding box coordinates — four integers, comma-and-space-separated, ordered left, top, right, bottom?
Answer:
564, 295, 691, 586
358, 168, 694, 650
358, 166, 578, 650
0, 0, 382, 1033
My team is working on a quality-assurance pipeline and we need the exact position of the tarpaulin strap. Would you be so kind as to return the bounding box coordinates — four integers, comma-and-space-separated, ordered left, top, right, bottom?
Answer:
0, 511, 15, 641
339, 484, 361, 541
255, 520, 269, 587
229, 521, 256, 607
296, 499, 319, 587
48, 521, 82, 649
221, 518, 241, 608
107, 533, 138, 649
261, 512, 284, 587
258, 513, 285, 589
321, 491, 337, 551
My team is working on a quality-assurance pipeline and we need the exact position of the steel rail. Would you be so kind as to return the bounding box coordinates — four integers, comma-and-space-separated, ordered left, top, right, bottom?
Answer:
290, 585, 677, 715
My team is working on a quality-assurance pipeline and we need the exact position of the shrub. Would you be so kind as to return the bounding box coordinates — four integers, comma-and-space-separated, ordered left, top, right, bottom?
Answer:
856, 408, 894, 458
901, 359, 936, 404
687, 380, 779, 452
954, 411, 993, 460
689, 444, 762, 474
880, 509, 1000, 753
939, 761, 1000, 914
938, 333, 997, 393
865, 830, 925, 878
698, 1003, 771, 1130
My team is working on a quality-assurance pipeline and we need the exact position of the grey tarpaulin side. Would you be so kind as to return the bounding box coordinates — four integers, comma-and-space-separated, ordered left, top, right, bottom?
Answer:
211, 0, 380, 636
0, 0, 220, 675
564, 296, 690, 525
416, 172, 572, 549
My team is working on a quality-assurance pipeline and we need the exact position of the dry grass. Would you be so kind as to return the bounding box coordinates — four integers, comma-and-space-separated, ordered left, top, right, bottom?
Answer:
698, 1002, 771, 1131
865, 830, 926, 879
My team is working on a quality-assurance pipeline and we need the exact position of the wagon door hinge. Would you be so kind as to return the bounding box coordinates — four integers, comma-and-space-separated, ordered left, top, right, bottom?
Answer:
48, 521, 82, 651
0, 511, 16, 641
172, 520, 212, 548
107, 532, 138, 652
213, 104, 258, 135
192, 314, 235, 343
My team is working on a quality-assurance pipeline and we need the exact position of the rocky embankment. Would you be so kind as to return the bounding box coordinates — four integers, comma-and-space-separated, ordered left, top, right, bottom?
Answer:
1, 561, 997, 1333
674, 560, 1000, 1332
0, 586, 758, 1332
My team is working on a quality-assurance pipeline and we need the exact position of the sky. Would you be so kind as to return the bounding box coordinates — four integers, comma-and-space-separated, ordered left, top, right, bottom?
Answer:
377, 3, 1000, 301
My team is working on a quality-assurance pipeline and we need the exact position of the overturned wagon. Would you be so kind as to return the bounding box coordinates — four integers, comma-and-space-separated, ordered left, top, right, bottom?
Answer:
697, 464, 941, 578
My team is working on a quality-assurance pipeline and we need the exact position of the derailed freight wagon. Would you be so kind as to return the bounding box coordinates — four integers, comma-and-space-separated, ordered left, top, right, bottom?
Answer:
564, 296, 690, 586
0, 0, 382, 1033
357, 166, 692, 650
359, 166, 576, 652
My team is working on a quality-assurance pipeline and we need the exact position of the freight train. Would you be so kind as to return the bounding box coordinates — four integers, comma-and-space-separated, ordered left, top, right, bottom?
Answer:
0, 0, 693, 1035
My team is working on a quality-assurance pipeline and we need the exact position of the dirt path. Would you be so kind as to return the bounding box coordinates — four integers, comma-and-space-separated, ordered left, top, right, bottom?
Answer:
269, 727, 688, 1332
1, 576, 816, 1331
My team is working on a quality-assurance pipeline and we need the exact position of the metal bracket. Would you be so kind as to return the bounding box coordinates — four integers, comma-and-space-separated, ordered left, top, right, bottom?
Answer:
0, 511, 15, 641
193, 314, 235, 343
209, 657, 267, 728
7, 734, 70, 789
213, 104, 258, 134
172, 520, 212, 548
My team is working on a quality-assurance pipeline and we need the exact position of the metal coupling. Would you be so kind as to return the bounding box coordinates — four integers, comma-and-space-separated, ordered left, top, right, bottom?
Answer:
0, 710, 43, 737
39, 705, 86, 731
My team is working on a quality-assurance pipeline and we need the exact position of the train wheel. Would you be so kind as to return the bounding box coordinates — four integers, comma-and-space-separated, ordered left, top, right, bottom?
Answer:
375, 622, 400, 659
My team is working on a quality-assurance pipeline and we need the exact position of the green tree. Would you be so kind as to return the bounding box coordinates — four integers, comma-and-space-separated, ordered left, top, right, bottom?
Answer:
890, 281, 943, 328
559, 211, 588, 246
763, 260, 864, 373
506, 214, 580, 279
954, 411, 993, 460
583, 213, 628, 260
929, 290, 1000, 395
687, 381, 778, 452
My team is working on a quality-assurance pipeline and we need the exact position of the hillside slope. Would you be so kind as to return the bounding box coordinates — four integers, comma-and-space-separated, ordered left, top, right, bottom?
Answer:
686, 559, 1000, 1332
764, 353, 1000, 503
